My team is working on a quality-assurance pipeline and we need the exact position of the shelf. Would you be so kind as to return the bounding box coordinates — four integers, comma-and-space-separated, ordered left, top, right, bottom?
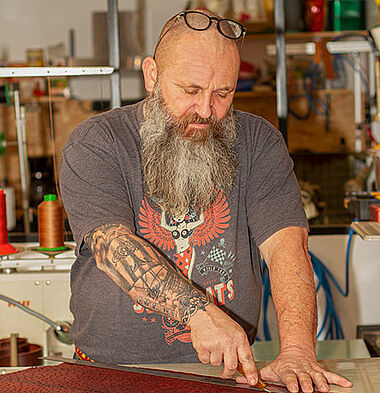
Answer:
235, 90, 275, 98
351, 221, 380, 241
0, 67, 114, 78
245, 30, 369, 42
234, 88, 351, 98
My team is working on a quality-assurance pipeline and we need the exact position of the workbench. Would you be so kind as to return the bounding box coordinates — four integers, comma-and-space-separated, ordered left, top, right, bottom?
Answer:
0, 340, 376, 392
0, 357, 379, 392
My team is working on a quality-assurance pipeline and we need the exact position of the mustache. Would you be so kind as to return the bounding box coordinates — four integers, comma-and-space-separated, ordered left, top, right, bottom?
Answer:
178, 112, 218, 128
169, 112, 221, 142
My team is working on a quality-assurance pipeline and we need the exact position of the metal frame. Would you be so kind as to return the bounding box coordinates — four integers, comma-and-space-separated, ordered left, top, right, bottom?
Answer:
0, 67, 113, 77
107, 0, 121, 109
274, 0, 288, 142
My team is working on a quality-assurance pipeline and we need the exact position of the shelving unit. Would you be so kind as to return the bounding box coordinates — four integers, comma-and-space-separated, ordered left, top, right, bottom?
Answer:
245, 29, 369, 41
0, 0, 123, 233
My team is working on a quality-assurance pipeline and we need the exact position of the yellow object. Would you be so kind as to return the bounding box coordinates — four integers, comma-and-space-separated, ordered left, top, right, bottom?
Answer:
237, 362, 269, 391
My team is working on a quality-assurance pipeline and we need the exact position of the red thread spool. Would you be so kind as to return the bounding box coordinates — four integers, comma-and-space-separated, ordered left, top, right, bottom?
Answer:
38, 194, 65, 251
370, 204, 380, 222
0, 189, 18, 256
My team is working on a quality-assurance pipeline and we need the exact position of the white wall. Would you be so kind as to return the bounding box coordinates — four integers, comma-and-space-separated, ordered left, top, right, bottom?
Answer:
258, 234, 380, 341
0, 0, 188, 99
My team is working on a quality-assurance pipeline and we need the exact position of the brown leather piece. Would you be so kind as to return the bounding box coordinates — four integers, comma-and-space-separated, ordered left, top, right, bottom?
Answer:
0, 362, 257, 392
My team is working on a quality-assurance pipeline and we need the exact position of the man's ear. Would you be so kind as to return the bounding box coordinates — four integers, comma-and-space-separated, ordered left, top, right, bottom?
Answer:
142, 56, 158, 94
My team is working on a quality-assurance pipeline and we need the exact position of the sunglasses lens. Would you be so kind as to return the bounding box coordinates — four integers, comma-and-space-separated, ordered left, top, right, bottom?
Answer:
219, 20, 243, 39
185, 12, 210, 30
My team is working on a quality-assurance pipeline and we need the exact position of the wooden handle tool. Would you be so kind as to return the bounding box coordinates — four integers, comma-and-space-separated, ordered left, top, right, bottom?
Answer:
237, 361, 270, 392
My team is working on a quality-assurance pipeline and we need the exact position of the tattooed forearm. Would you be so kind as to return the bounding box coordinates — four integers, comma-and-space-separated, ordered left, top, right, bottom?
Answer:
85, 223, 209, 324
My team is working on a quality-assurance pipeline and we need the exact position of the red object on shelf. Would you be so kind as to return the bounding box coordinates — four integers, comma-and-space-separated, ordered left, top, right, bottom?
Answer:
370, 204, 380, 222
304, 0, 326, 32
0, 189, 17, 256
0, 362, 257, 393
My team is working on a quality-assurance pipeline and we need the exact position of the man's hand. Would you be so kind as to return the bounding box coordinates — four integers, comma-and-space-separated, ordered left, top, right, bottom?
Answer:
188, 303, 259, 386
246, 346, 352, 393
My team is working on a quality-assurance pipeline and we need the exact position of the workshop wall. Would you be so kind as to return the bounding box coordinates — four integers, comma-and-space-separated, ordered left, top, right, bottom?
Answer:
0, 0, 188, 99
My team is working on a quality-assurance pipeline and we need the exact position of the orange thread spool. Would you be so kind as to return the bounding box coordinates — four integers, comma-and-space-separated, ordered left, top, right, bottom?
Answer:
0, 189, 18, 256
38, 194, 65, 251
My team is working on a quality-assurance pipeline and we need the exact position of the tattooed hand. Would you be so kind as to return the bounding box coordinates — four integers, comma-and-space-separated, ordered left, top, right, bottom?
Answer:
85, 222, 255, 380
188, 302, 259, 386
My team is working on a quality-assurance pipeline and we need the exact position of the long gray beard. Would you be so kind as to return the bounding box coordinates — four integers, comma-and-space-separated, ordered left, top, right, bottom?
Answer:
140, 84, 237, 217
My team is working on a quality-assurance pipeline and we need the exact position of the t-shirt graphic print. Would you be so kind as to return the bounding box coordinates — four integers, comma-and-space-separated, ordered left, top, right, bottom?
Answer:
136, 191, 235, 345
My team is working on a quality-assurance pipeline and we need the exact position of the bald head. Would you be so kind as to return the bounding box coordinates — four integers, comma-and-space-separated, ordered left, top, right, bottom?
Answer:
154, 9, 241, 73
142, 9, 241, 126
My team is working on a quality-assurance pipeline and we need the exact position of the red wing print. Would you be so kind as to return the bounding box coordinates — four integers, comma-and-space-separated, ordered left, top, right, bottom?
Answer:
138, 197, 175, 251
191, 191, 231, 246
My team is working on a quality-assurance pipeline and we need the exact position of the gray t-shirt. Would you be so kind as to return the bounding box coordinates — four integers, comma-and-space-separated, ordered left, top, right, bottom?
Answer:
59, 100, 308, 364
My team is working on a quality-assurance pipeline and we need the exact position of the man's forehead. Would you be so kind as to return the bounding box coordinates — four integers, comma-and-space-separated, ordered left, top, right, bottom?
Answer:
155, 26, 239, 73
167, 32, 238, 67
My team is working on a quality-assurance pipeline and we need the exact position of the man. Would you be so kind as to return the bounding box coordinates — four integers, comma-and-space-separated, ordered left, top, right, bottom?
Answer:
60, 9, 352, 393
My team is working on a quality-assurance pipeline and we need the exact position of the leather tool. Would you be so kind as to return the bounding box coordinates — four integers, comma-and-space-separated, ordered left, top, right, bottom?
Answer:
237, 361, 270, 392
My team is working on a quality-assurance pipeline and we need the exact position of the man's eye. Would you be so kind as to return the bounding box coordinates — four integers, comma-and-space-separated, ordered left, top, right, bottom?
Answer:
184, 89, 199, 95
215, 91, 229, 99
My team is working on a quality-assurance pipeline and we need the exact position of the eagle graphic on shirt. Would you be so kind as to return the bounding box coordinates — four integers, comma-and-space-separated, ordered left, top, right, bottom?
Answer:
136, 191, 231, 345
138, 191, 231, 280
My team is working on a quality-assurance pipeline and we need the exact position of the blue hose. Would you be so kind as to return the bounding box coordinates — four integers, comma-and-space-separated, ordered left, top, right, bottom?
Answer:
260, 223, 356, 340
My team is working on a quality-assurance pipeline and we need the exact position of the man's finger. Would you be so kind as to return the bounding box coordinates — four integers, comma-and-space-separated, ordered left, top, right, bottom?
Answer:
310, 371, 329, 393
282, 370, 299, 393
237, 346, 258, 386
197, 349, 210, 364
209, 350, 223, 367
221, 350, 238, 379
322, 370, 353, 388
296, 372, 314, 393
258, 365, 282, 382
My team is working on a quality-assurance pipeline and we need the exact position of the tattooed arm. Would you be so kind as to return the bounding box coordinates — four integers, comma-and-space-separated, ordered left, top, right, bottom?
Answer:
85, 223, 208, 324
85, 222, 258, 385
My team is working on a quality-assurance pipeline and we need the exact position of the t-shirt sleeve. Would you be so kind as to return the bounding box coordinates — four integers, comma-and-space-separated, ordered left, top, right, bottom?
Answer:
246, 118, 308, 247
59, 121, 135, 252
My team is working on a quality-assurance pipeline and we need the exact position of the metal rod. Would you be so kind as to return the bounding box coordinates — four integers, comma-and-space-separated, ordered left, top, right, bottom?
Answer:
274, 0, 288, 143
353, 54, 362, 126
107, 0, 121, 109
0, 67, 113, 78
0, 293, 61, 330
368, 50, 380, 142
353, 53, 363, 152
69, 29, 76, 58
13, 86, 30, 233
0, 293, 72, 345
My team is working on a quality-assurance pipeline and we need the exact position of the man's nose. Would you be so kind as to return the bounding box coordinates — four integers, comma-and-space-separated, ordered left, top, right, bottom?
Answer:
195, 93, 213, 119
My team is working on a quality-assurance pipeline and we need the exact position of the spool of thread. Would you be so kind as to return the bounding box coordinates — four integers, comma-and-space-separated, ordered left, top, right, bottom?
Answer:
0, 189, 18, 256
38, 194, 65, 251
